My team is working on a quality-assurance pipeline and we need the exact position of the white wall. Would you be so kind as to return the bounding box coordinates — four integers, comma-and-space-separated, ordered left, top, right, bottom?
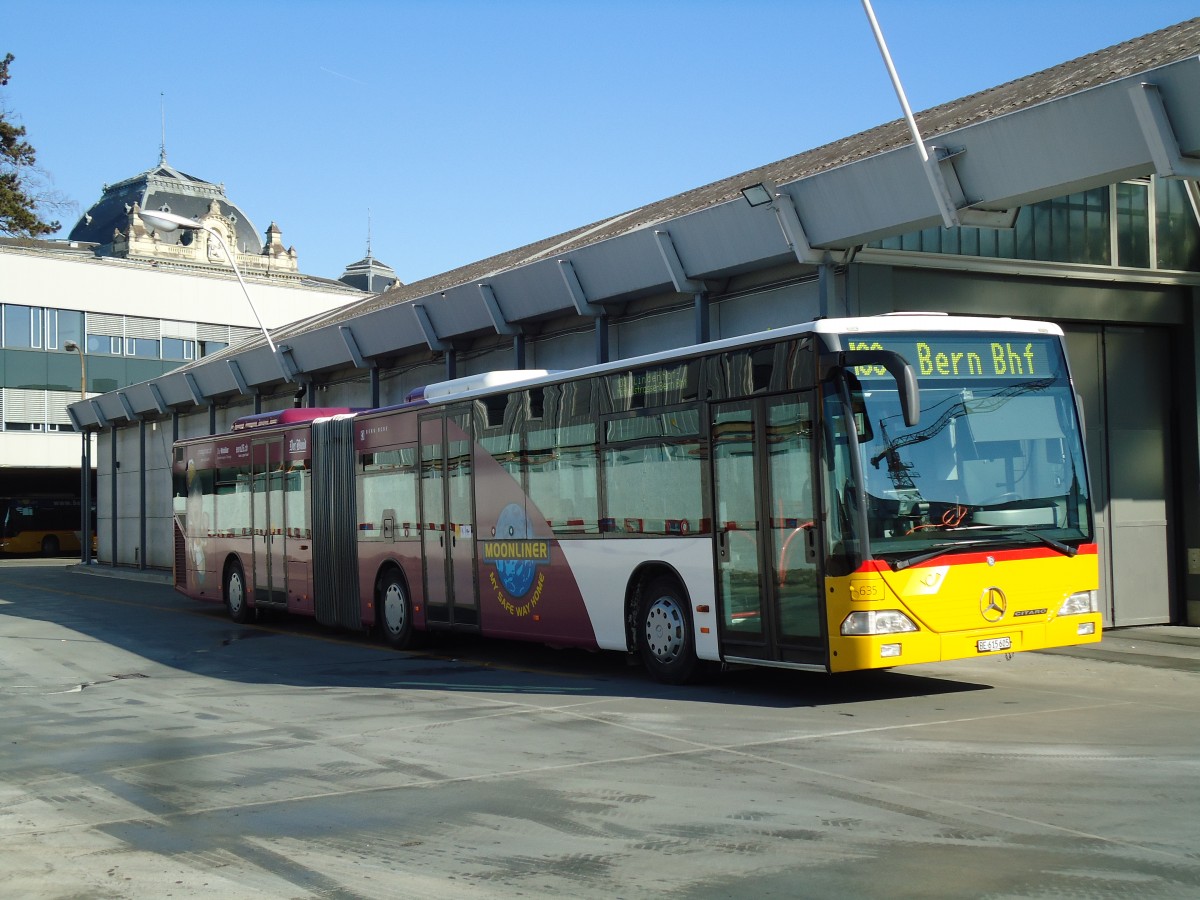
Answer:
4, 245, 360, 328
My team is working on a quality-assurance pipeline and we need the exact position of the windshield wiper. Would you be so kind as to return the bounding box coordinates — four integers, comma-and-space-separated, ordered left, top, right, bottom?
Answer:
884, 527, 1077, 571
887, 539, 995, 571
965, 525, 1077, 557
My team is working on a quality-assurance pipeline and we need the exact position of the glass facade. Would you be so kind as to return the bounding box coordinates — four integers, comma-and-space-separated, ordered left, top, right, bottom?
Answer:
0, 306, 253, 431
871, 177, 1200, 272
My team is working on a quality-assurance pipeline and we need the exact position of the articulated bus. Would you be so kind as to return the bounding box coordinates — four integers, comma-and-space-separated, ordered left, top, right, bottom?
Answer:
172, 314, 1100, 683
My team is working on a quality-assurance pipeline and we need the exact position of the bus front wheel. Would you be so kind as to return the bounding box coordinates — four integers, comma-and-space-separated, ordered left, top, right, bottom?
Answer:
636, 576, 699, 685
40, 535, 60, 557
378, 570, 418, 649
224, 559, 251, 624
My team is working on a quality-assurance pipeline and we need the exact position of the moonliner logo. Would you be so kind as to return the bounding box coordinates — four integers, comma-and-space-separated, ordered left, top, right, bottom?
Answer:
484, 503, 550, 617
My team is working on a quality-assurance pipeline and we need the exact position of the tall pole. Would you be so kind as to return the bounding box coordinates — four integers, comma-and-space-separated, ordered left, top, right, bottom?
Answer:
65, 340, 90, 564
861, 0, 960, 229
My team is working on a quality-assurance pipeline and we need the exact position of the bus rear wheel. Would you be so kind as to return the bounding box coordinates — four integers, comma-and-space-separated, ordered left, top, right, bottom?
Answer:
224, 559, 251, 624
636, 576, 699, 685
379, 570, 418, 649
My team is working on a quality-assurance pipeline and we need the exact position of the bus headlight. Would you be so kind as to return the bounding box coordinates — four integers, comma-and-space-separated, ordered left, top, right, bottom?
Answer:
1058, 590, 1098, 616
841, 610, 919, 636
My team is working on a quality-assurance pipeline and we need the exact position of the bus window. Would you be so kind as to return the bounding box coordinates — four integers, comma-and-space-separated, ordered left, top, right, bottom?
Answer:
526, 423, 599, 534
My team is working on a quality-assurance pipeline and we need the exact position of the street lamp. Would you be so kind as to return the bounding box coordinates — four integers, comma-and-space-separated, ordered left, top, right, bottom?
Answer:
138, 209, 290, 382
63, 339, 91, 565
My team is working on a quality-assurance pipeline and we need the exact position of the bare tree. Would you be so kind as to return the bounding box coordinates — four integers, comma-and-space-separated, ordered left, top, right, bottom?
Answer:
1, 53, 73, 237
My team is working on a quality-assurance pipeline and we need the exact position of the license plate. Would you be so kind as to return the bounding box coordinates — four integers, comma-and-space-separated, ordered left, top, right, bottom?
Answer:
977, 636, 1012, 653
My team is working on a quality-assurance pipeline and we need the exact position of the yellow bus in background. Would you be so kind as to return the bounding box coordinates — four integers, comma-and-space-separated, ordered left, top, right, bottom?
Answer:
0, 496, 92, 556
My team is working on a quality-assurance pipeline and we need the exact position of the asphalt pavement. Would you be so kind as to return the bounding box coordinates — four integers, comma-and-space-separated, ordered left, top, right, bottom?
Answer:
2, 558, 1199, 899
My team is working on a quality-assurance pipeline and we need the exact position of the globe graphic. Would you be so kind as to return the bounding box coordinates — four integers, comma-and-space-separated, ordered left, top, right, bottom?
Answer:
494, 502, 538, 597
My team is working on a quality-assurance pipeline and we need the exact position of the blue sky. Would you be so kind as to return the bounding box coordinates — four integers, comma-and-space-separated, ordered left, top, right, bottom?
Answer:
3, 1, 1197, 283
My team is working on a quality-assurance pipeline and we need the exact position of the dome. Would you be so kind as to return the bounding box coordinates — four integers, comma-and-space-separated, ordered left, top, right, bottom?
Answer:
339, 253, 401, 293
68, 154, 263, 256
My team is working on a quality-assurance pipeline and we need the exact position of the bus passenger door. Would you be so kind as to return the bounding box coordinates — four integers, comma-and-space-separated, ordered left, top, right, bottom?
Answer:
419, 408, 479, 628
712, 393, 824, 667
252, 437, 287, 606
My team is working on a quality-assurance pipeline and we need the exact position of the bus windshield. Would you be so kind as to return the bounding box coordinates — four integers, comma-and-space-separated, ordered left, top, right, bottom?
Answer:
845, 331, 1091, 565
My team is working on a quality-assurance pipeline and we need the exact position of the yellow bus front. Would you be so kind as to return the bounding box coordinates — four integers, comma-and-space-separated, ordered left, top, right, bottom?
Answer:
826, 547, 1101, 672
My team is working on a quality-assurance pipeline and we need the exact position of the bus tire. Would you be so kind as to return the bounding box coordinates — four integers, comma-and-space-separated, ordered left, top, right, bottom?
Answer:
41, 535, 60, 557
224, 558, 251, 624
636, 575, 699, 685
378, 569, 417, 649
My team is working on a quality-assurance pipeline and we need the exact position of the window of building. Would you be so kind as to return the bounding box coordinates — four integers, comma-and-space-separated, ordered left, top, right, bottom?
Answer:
1156, 177, 1200, 270
1115, 182, 1150, 268
162, 337, 197, 362
3, 305, 42, 349
869, 176, 1200, 272
57, 310, 84, 350
86, 334, 122, 356
124, 337, 160, 359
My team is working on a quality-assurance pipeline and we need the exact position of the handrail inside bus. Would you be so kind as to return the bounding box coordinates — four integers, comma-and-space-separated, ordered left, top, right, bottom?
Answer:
820, 349, 920, 427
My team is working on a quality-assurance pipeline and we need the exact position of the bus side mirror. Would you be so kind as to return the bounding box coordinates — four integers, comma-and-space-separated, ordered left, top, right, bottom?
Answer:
821, 350, 920, 428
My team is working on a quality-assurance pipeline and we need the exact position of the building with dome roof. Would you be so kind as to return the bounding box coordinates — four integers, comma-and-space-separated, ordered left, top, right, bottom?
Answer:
0, 152, 392, 527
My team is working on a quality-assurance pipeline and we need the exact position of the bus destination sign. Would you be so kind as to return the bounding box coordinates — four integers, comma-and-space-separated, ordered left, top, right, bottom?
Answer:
846, 334, 1057, 381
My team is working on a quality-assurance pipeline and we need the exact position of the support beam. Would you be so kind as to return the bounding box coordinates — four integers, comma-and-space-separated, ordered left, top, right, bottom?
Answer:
89, 399, 109, 429
370, 365, 381, 408
340, 325, 366, 369
479, 283, 518, 335
80, 429, 90, 565
148, 383, 169, 416
1130, 81, 1200, 179
514, 333, 527, 370
277, 345, 301, 381
694, 292, 710, 344
117, 392, 136, 421
110, 427, 117, 567
769, 186, 824, 265
559, 259, 602, 316
227, 360, 250, 396
654, 230, 702, 293
138, 418, 146, 571
931, 147, 1019, 228
183, 373, 205, 406
413, 303, 449, 351
595, 315, 610, 365
819, 257, 842, 318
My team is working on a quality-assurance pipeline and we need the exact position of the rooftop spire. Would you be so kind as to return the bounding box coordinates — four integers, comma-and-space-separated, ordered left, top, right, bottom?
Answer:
158, 92, 167, 165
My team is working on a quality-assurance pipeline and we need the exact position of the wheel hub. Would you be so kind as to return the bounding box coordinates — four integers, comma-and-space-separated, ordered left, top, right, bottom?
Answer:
644, 597, 683, 663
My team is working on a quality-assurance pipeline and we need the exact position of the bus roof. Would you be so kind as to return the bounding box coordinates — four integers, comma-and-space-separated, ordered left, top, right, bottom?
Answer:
230, 408, 355, 432
378, 314, 1065, 407
213, 314, 1065, 431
